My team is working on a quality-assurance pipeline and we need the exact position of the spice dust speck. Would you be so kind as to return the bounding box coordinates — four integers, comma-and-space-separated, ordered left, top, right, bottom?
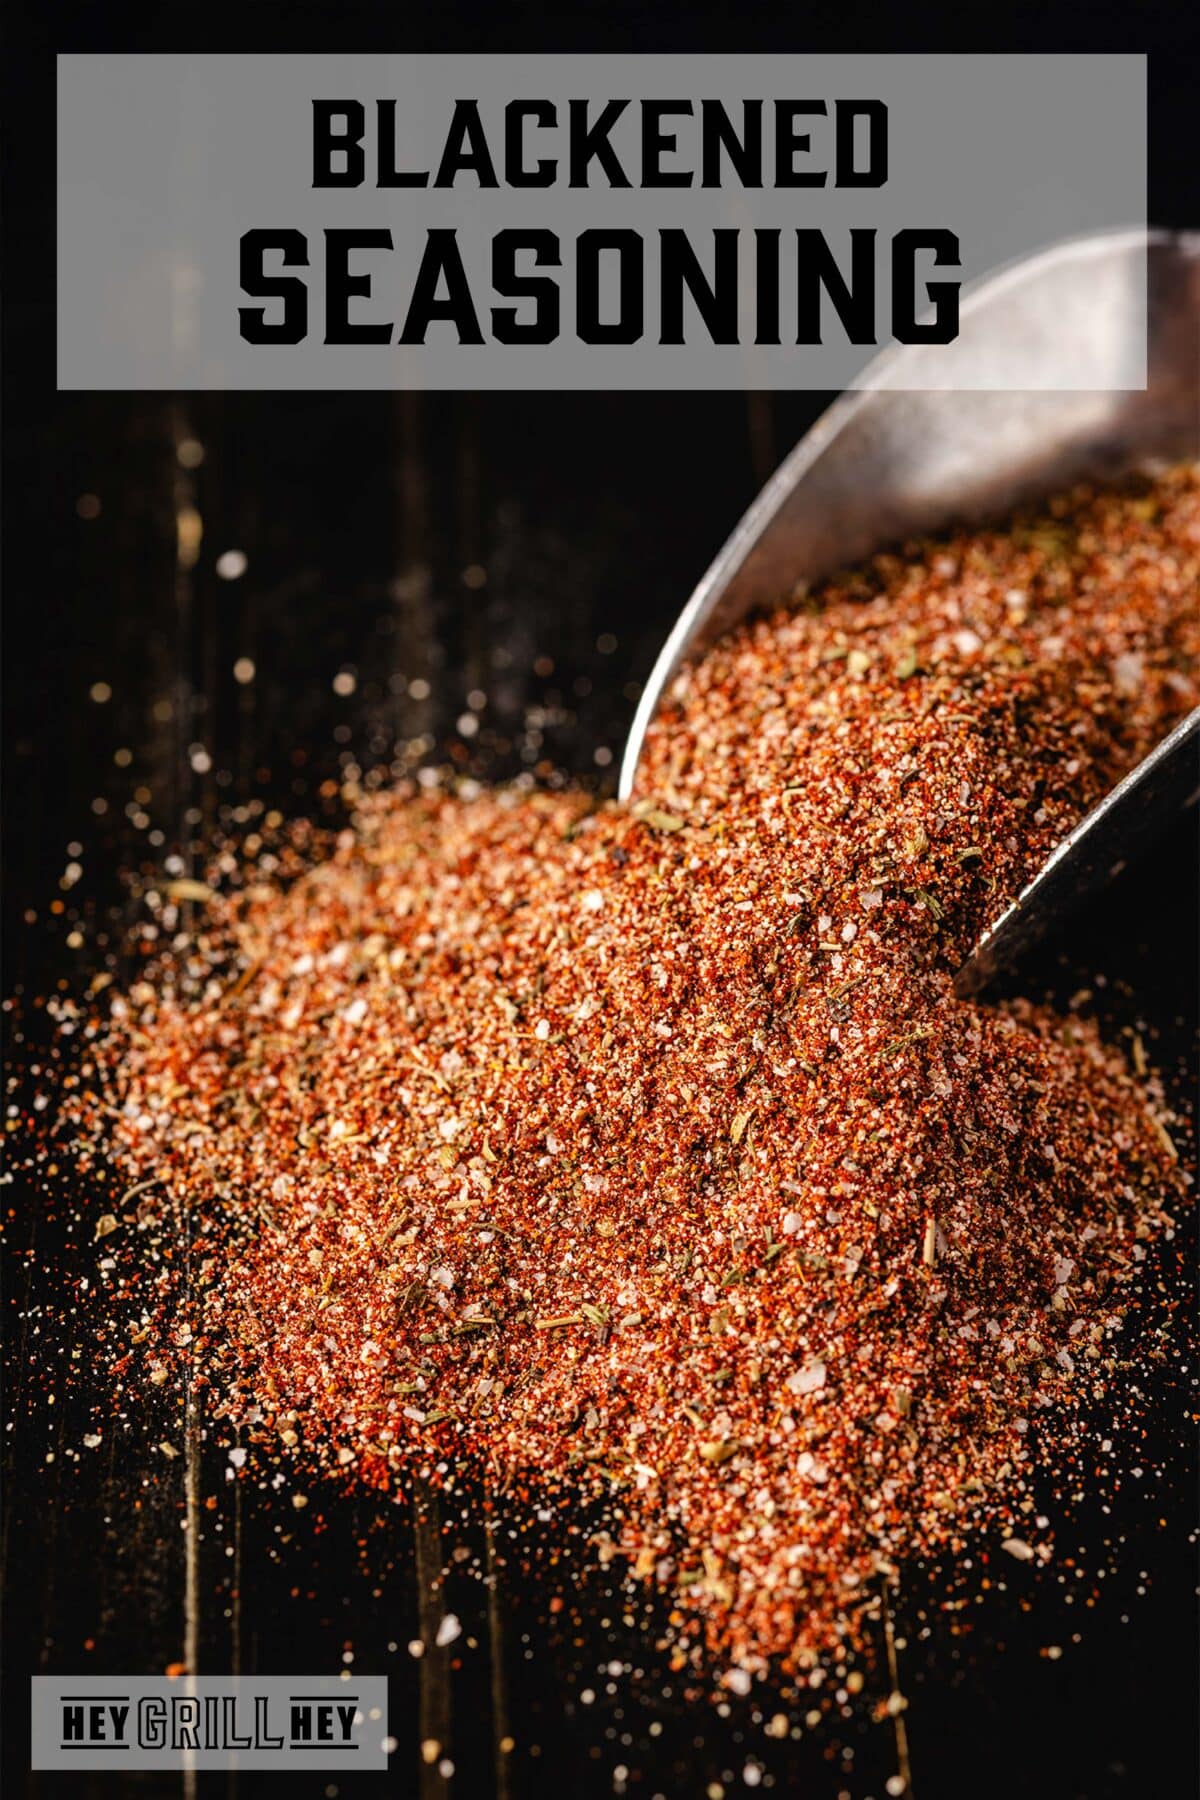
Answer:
16, 465, 1199, 1679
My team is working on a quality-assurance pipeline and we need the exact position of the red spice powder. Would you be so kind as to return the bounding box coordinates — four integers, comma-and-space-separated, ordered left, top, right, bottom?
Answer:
37, 467, 1200, 1674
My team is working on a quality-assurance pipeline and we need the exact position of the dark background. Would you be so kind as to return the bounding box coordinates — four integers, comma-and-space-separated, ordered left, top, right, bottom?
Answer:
3, 7, 1198, 1799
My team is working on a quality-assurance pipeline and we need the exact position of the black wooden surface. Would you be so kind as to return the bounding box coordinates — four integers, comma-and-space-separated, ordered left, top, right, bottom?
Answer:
4, 10, 1199, 1798
5, 373, 1199, 1800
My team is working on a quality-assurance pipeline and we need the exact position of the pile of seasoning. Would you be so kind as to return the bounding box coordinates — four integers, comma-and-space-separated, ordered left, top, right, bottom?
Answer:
30, 466, 1199, 1676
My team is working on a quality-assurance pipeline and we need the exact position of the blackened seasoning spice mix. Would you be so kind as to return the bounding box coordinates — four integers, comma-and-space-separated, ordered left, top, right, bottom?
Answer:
16, 467, 1199, 1683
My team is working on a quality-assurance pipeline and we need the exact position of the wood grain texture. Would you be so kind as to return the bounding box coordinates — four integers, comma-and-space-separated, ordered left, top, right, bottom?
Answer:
3, 382, 1197, 1800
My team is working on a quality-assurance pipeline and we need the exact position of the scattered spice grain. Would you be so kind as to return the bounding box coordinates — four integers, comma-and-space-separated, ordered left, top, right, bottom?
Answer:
19, 465, 1200, 1677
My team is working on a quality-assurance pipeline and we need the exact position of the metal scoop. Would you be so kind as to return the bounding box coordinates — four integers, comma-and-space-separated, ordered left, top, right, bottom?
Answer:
618, 229, 1200, 995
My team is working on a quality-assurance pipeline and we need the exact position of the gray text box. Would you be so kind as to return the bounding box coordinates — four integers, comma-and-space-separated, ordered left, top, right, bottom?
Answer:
57, 54, 1147, 390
